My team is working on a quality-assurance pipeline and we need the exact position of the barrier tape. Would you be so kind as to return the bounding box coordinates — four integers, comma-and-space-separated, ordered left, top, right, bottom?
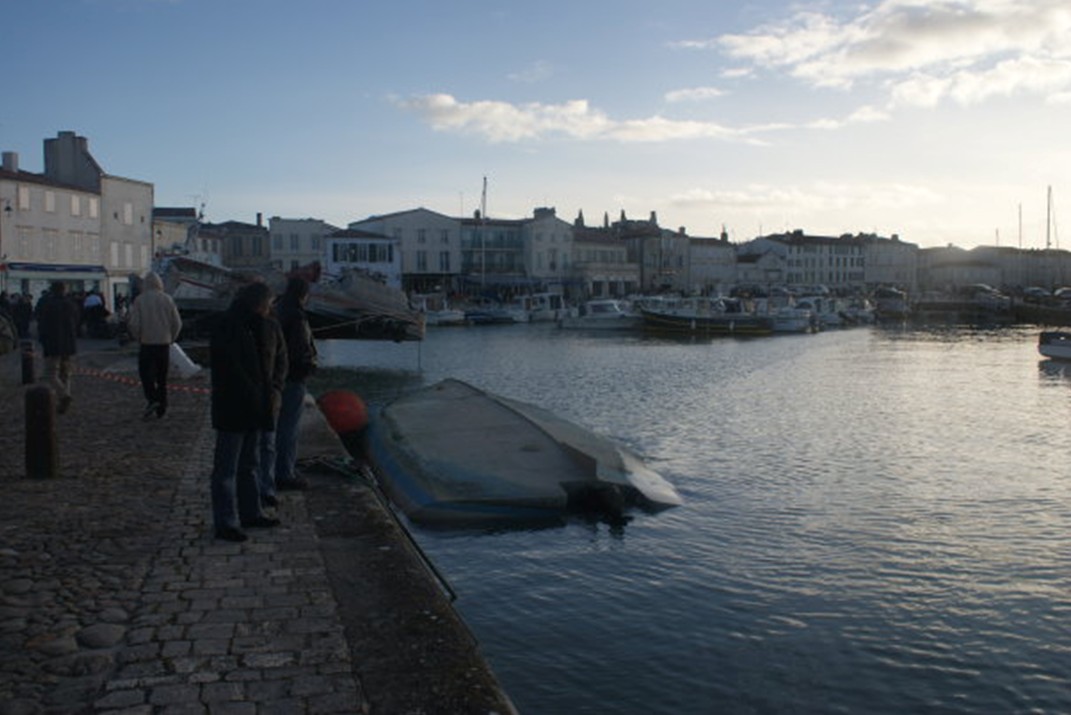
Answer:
73, 366, 211, 395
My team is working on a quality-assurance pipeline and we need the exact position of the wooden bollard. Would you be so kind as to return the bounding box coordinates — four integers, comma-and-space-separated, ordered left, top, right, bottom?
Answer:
20, 340, 35, 386
25, 385, 58, 480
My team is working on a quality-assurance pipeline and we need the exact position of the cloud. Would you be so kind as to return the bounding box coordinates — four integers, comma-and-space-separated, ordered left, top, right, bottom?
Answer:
394, 93, 772, 144
683, 0, 1071, 105
669, 182, 943, 212
664, 86, 725, 103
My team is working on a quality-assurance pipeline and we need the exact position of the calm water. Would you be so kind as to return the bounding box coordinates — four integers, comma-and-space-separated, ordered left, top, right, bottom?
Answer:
316, 323, 1071, 715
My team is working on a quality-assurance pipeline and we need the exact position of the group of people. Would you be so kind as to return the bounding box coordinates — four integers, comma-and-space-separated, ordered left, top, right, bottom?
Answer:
12, 272, 317, 543
208, 276, 318, 542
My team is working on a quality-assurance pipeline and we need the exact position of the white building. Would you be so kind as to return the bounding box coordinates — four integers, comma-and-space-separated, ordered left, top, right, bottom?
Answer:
269, 216, 339, 272
324, 228, 402, 288
0, 131, 153, 308
522, 207, 573, 291
349, 208, 462, 293
688, 230, 737, 295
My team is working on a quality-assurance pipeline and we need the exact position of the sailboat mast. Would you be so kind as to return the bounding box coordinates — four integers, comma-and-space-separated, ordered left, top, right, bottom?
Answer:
480, 177, 487, 287
1047, 185, 1052, 250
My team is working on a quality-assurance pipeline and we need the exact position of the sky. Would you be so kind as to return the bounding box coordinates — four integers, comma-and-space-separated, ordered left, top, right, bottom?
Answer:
5, 0, 1071, 249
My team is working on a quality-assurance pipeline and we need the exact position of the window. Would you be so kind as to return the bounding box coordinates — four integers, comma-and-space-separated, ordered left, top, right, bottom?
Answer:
88, 198, 99, 218
18, 186, 30, 210
290, 233, 299, 251
124, 243, 133, 267
272, 234, 283, 251
252, 236, 264, 256
440, 229, 450, 244
311, 234, 321, 250
439, 251, 450, 272
110, 241, 119, 265
71, 195, 81, 216
416, 250, 427, 271
417, 229, 427, 244
123, 203, 133, 225
45, 191, 56, 213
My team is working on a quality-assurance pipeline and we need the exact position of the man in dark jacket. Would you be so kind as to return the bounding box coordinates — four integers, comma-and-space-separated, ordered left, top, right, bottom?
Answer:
273, 277, 318, 491
36, 281, 79, 414
208, 281, 287, 542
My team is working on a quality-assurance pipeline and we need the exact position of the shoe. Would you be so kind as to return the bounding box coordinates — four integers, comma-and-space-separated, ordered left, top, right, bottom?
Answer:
215, 526, 248, 542
142, 402, 158, 420
276, 478, 309, 491
262, 495, 278, 508
240, 516, 281, 529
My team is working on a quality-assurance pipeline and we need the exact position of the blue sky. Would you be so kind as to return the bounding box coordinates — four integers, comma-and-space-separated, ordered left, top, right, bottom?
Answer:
5, 0, 1071, 248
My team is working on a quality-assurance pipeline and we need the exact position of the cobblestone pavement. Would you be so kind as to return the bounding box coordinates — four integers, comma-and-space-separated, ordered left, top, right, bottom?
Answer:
0, 344, 514, 715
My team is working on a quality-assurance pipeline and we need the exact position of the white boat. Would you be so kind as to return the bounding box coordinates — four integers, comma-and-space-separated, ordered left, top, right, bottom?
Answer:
1038, 331, 1071, 360
365, 379, 682, 526
411, 293, 467, 326
771, 305, 817, 333
525, 292, 567, 322
559, 299, 642, 331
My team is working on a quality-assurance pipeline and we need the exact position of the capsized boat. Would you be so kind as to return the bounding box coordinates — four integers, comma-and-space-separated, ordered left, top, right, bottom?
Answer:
365, 379, 682, 526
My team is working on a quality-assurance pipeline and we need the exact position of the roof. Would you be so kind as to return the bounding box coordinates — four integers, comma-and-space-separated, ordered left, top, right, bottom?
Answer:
0, 168, 101, 195
327, 228, 391, 240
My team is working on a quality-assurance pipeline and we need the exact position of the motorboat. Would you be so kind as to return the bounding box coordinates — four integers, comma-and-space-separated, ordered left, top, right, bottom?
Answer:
559, 299, 642, 331
365, 379, 682, 527
771, 305, 817, 333
1038, 331, 1071, 361
639, 296, 773, 336
411, 293, 467, 326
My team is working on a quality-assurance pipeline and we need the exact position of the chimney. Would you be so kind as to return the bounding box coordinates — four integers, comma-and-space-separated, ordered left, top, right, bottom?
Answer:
2, 152, 17, 173
256, 212, 263, 227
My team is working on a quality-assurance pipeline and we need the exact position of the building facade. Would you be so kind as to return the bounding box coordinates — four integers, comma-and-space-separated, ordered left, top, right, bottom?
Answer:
269, 217, 339, 272
324, 228, 402, 288
349, 208, 462, 294
0, 131, 153, 308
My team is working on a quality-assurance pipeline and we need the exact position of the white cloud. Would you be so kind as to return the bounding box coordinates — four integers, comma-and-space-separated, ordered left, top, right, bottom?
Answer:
394, 93, 771, 144
686, 0, 1071, 105
665, 86, 726, 103
669, 182, 944, 212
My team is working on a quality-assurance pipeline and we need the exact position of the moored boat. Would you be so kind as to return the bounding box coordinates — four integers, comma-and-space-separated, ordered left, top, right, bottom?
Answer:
1038, 331, 1071, 360
640, 296, 773, 336
365, 379, 682, 526
559, 299, 642, 331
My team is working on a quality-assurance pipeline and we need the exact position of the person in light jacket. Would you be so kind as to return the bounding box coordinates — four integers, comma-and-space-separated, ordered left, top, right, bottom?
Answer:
127, 272, 182, 419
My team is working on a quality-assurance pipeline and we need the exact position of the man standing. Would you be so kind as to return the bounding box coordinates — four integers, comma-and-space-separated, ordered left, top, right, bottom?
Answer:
36, 282, 79, 414
127, 272, 182, 419
274, 277, 318, 492
209, 281, 284, 542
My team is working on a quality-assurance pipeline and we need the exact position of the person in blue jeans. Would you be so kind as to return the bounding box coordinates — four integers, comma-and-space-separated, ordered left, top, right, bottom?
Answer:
209, 282, 287, 542
274, 277, 318, 491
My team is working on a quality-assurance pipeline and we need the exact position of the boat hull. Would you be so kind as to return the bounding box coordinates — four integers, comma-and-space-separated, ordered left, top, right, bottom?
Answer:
641, 309, 773, 336
1039, 331, 1071, 361
366, 379, 681, 526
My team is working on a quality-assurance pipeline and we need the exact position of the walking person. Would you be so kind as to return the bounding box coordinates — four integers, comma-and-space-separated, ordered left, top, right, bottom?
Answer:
274, 277, 318, 492
127, 272, 183, 419
209, 281, 284, 542
36, 281, 79, 414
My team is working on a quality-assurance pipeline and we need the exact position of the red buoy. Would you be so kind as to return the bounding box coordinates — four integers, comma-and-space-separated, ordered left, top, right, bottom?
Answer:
317, 390, 369, 435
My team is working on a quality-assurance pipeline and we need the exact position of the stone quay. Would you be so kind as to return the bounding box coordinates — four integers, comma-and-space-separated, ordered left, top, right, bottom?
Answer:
0, 338, 515, 715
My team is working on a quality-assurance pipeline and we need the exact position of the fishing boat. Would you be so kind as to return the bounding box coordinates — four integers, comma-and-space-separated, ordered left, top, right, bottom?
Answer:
365, 379, 682, 527
1038, 331, 1071, 361
559, 299, 642, 331
639, 296, 773, 336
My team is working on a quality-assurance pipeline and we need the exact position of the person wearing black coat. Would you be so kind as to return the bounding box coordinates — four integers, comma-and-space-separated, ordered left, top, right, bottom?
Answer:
208, 282, 287, 542
36, 281, 79, 414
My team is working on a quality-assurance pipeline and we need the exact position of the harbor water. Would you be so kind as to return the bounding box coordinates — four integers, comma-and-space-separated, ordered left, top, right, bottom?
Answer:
316, 323, 1071, 715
